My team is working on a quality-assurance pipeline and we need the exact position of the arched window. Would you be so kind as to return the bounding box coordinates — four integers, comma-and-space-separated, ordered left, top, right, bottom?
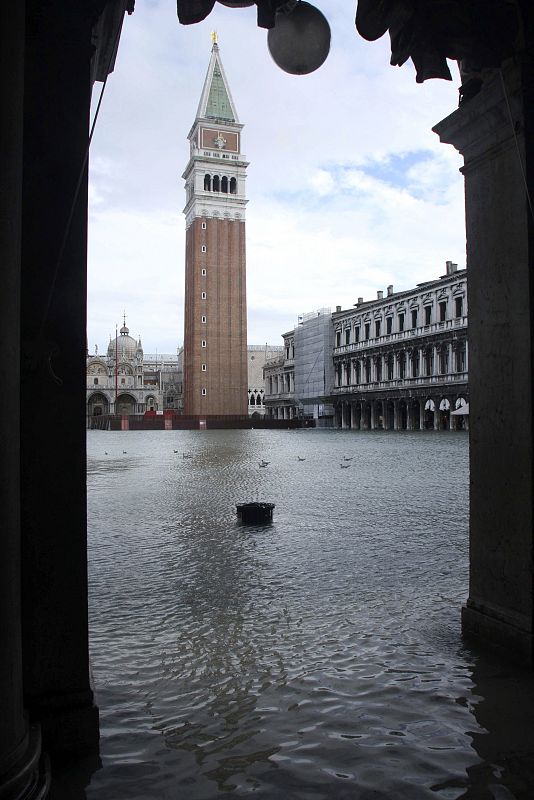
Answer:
212, 175, 220, 192
399, 352, 406, 379
250, 394, 256, 406
204, 174, 211, 191
221, 176, 228, 193
411, 349, 419, 377
439, 345, 449, 374
230, 177, 237, 194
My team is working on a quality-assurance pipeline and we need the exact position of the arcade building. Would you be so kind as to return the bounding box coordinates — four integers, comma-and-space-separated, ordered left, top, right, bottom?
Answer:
263, 262, 468, 430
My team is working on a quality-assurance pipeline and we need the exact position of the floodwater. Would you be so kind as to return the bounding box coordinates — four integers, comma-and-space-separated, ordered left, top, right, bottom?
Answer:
57, 429, 534, 799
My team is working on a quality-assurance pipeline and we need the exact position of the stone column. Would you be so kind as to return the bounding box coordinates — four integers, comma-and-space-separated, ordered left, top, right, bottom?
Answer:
434, 57, 534, 663
0, 1, 49, 796
370, 401, 376, 430
19, 0, 102, 759
433, 403, 440, 431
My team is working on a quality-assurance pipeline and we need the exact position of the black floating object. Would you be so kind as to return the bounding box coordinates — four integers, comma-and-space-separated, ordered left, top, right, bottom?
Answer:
236, 502, 275, 524
267, 1, 331, 75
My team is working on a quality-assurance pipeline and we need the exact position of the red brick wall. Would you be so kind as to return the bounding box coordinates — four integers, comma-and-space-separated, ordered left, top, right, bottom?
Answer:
183, 216, 248, 416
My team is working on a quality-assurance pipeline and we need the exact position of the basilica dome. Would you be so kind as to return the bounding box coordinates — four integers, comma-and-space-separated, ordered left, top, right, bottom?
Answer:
107, 324, 142, 360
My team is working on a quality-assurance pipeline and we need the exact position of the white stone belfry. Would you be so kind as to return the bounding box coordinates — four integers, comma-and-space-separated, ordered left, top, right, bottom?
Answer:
182, 41, 248, 228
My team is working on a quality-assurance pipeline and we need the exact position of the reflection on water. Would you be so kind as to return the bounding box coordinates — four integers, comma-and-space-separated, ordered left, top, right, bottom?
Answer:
53, 430, 534, 799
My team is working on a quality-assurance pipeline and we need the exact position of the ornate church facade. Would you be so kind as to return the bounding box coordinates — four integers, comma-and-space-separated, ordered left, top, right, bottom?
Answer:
86, 321, 182, 420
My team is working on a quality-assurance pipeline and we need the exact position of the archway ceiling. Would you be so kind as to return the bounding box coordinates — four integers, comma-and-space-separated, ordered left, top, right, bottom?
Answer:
176, 0, 523, 83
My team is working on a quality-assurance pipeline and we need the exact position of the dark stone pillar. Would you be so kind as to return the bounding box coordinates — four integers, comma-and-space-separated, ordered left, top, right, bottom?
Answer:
20, 0, 99, 753
434, 56, 534, 664
0, 2, 48, 797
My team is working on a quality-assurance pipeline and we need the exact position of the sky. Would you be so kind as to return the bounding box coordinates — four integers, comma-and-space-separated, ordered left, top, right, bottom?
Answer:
87, 0, 466, 355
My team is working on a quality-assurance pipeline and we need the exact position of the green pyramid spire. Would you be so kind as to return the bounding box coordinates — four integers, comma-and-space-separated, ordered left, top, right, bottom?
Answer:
196, 42, 239, 124
205, 60, 235, 121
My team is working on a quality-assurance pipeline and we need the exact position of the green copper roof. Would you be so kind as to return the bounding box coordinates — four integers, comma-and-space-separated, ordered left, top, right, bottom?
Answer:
205, 60, 235, 121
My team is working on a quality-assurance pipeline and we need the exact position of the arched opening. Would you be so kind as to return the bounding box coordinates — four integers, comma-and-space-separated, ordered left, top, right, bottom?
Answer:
204, 173, 211, 191
116, 393, 136, 415
398, 400, 408, 430
375, 400, 384, 428
212, 174, 220, 192
439, 397, 450, 429
221, 175, 228, 193
439, 345, 449, 374
385, 400, 395, 429
6, 8, 534, 799
386, 354, 394, 381
230, 177, 237, 194
452, 396, 468, 430
375, 357, 382, 382
411, 398, 421, 429
424, 398, 435, 429
398, 351, 406, 380
362, 402, 371, 430
411, 349, 419, 378
87, 392, 109, 418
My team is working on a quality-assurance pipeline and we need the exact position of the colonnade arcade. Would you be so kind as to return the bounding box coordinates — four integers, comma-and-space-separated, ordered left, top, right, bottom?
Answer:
265, 404, 299, 421
334, 337, 467, 387
86, 391, 158, 416
335, 393, 468, 431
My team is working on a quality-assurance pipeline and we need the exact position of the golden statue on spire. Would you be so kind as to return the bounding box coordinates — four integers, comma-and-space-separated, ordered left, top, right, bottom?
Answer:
211, 30, 218, 45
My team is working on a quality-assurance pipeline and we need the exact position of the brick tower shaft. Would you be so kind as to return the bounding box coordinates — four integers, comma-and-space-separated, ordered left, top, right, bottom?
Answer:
182, 40, 248, 418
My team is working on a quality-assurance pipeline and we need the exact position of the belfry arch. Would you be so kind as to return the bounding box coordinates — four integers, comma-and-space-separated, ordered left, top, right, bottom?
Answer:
1, 1, 533, 797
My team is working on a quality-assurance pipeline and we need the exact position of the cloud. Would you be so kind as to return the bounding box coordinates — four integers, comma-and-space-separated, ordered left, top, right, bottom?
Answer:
88, 0, 466, 350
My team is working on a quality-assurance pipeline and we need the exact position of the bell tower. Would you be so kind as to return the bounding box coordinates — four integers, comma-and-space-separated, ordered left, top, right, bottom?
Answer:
182, 37, 248, 419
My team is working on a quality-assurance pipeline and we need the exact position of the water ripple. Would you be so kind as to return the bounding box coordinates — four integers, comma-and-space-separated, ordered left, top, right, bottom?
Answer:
76, 430, 531, 799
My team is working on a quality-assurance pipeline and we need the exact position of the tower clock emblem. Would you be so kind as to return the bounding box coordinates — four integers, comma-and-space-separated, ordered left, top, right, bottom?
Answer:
214, 133, 227, 150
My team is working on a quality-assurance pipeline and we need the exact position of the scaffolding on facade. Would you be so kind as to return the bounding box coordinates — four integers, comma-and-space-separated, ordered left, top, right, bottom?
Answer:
294, 309, 335, 419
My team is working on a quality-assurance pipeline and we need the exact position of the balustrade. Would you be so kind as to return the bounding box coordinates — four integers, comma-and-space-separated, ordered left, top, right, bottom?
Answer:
333, 316, 468, 355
